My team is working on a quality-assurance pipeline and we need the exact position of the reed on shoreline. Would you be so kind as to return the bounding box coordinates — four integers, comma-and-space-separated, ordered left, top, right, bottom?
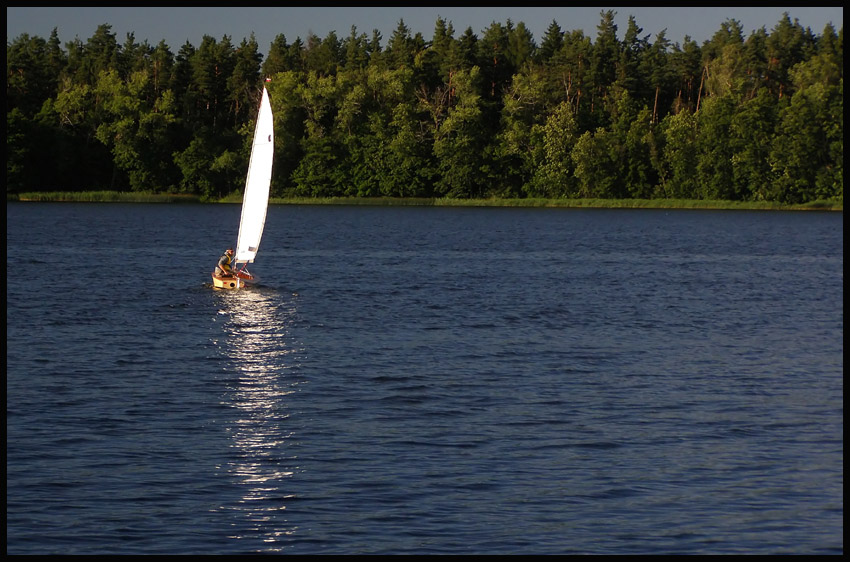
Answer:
9, 191, 842, 211
12, 191, 202, 203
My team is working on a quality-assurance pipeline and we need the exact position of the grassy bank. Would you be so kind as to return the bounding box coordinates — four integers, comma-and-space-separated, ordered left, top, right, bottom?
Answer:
9, 191, 843, 211
271, 196, 842, 211
13, 190, 202, 203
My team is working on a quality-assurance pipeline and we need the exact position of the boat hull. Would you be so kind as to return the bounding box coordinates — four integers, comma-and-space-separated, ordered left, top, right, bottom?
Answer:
211, 270, 255, 289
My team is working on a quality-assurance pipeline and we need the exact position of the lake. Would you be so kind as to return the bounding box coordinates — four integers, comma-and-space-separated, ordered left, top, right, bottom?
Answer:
6, 202, 843, 554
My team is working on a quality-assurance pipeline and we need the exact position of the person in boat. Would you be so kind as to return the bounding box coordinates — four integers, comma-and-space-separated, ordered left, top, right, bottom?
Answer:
216, 248, 235, 277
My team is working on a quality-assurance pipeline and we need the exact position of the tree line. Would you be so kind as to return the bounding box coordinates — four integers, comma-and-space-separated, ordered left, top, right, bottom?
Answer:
6, 11, 843, 203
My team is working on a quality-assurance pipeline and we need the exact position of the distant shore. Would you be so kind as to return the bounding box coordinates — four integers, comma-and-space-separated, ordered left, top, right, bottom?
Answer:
9, 191, 843, 211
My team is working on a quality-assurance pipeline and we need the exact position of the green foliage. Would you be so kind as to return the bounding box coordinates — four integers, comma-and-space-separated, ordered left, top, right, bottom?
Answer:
173, 132, 241, 198
432, 67, 487, 198
658, 109, 699, 198
527, 101, 580, 197
769, 81, 842, 203
695, 94, 737, 199
573, 128, 619, 197
93, 69, 179, 191
729, 88, 780, 200
5, 13, 843, 204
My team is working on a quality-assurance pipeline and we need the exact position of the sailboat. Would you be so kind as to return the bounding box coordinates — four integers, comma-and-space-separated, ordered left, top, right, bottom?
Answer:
212, 85, 274, 289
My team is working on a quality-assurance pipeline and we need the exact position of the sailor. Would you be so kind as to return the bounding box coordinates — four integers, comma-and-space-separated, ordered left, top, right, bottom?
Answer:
216, 248, 235, 277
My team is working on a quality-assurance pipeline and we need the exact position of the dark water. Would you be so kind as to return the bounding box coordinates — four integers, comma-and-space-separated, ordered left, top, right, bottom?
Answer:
6, 202, 843, 554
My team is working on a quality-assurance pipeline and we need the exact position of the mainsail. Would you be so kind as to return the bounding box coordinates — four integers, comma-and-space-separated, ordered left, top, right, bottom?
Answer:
235, 87, 274, 264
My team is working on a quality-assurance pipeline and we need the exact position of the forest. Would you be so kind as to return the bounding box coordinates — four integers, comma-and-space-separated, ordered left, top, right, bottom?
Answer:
6, 11, 844, 204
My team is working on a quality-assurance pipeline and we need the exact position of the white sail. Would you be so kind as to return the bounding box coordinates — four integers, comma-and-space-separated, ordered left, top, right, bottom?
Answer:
235, 87, 274, 264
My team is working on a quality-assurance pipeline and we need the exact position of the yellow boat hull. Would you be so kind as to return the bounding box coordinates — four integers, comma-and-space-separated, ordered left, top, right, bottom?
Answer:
211, 270, 254, 289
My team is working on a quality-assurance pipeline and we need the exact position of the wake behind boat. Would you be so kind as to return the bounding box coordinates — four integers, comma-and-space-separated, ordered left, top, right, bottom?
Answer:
212, 84, 274, 289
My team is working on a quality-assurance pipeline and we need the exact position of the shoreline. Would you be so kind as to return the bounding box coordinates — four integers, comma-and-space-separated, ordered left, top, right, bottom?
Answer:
8, 192, 843, 212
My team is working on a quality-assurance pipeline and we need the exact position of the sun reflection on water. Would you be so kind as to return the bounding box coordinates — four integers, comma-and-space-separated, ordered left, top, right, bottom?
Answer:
213, 288, 303, 550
